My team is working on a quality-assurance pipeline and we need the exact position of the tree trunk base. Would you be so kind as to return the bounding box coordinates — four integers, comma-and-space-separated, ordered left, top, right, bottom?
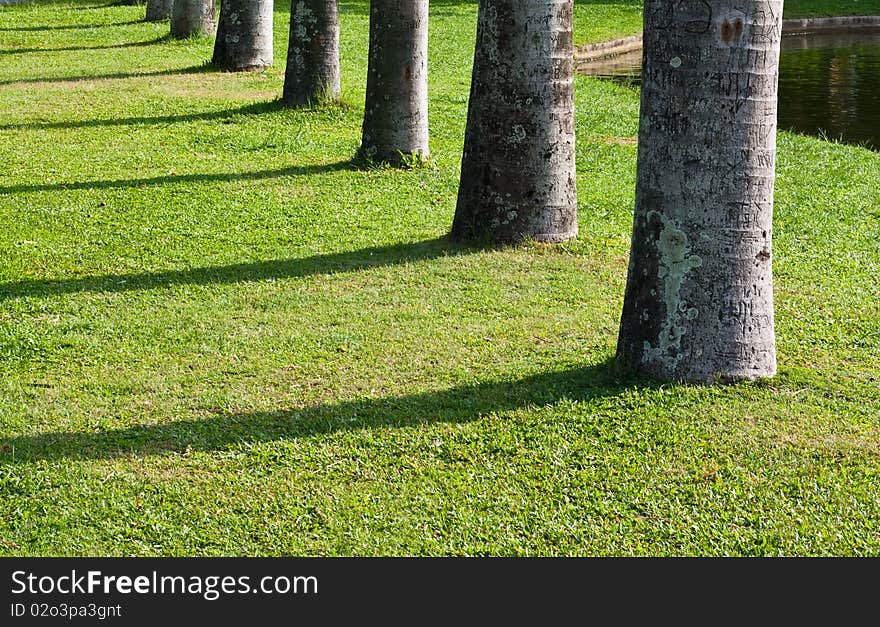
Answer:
145, 0, 173, 21
171, 0, 216, 39
282, 0, 341, 108
451, 0, 578, 246
615, 0, 782, 384
359, 0, 429, 167
214, 62, 272, 72
211, 0, 273, 71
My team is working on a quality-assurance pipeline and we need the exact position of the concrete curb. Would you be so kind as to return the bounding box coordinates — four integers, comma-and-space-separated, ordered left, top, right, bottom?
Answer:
575, 15, 880, 63
576, 34, 643, 62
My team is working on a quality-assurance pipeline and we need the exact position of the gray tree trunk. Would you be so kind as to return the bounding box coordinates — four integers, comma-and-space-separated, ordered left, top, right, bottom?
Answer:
145, 0, 173, 22
617, 0, 783, 383
282, 0, 340, 106
170, 0, 216, 39
212, 0, 273, 71
450, 0, 577, 244
359, 0, 429, 165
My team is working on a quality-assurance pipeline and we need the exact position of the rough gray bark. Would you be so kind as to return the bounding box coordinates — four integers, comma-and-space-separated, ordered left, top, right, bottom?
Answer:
282, 0, 340, 106
212, 0, 273, 71
359, 0, 429, 165
451, 0, 577, 244
617, 0, 783, 382
170, 0, 216, 38
145, 0, 173, 22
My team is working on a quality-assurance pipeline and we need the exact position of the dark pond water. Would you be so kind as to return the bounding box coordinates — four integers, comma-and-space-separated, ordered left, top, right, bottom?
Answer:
579, 29, 880, 150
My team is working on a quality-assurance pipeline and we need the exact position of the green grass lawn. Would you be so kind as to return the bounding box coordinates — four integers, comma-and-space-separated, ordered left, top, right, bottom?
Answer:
0, 0, 879, 556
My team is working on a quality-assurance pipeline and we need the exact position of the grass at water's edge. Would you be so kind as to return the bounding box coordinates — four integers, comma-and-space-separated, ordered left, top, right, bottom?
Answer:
0, 0, 878, 556
574, 0, 880, 47
784, 0, 880, 18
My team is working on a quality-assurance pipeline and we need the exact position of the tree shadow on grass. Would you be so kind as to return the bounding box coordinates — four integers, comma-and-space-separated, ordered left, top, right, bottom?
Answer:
0, 359, 651, 464
0, 19, 143, 31
0, 99, 282, 132
0, 63, 210, 87
0, 35, 169, 55
0, 157, 349, 196
74, 3, 121, 9
0, 236, 474, 302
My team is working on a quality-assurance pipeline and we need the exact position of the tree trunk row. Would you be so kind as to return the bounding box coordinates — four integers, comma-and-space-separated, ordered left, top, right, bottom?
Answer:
149, 0, 786, 384
454, 0, 783, 383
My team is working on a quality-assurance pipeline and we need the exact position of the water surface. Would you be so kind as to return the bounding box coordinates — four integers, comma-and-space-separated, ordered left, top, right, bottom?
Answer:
580, 29, 880, 150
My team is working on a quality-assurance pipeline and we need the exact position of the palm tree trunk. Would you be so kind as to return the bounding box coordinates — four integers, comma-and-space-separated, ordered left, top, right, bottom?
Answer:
616, 1, 783, 382
170, 0, 216, 39
359, 0, 429, 165
212, 0, 274, 71
282, 0, 340, 106
145, 0, 173, 22
451, 0, 577, 244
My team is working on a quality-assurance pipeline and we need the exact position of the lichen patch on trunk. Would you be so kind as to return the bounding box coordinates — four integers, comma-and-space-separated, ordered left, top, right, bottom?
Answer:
641, 211, 702, 369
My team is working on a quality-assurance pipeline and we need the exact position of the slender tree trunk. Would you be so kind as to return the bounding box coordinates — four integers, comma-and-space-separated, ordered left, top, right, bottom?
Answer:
212, 0, 274, 71
145, 0, 173, 22
359, 0, 429, 165
282, 0, 340, 106
170, 0, 216, 38
451, 0, 577, 245
616, 1, 783, 383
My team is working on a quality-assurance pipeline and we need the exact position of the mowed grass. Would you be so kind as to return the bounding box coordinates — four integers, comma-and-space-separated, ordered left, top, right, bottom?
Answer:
0, 0, 878, 556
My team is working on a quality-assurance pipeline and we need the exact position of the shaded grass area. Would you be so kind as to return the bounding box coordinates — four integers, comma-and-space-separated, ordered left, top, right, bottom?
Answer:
0, 0, 878, 556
